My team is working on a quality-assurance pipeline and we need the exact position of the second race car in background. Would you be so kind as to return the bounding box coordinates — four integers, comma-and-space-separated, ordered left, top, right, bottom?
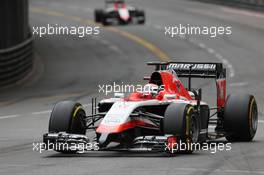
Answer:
94, 0, 145, 25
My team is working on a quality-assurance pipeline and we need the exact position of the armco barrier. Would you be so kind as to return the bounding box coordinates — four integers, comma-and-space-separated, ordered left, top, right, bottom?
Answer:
0, 36, 33, 86
196, 0, 264, 10
232, 0, 264, 8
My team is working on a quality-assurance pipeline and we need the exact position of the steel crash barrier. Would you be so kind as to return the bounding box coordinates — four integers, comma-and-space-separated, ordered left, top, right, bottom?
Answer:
0, 0, 33, 87
0, 36, 33, 86
231, 0, 264, 7
197, 0, 264, 9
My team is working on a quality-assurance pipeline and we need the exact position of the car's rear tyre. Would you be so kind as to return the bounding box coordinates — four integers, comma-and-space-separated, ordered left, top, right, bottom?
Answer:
224, 94, 258, 142
163, 103, 199, 154
102, 14, 110, 26
94, 9, 103, 23
49, 101, 86, 153
137, 11, 145, 24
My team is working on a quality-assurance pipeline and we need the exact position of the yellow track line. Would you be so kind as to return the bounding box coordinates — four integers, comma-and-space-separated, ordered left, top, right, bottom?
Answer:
30, 7, 171, 62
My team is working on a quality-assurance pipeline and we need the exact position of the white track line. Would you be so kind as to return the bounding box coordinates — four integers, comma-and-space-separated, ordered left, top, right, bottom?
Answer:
198, 42, 206, 49
194, 40, 235, 78
153, 24, 162, 30
171, 167, 264, 174
0, 103, 92, 120
230, 82, 249, 87
195, 41, 235, 78
0, 115, 20, 120
32, 110, 51, 115
83, 103, 92, 107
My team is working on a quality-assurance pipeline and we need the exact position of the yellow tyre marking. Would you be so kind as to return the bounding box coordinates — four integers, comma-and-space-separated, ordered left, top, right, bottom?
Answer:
107, 27, 170, 62
185, 106, 194, 151
30, 8, 64, 17
186, 106, 194, 137
30, 7, 171, 62
73, 106, 84, 118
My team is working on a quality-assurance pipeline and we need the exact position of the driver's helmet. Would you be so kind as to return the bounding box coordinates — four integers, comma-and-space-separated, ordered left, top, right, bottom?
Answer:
143, 83, 159, 96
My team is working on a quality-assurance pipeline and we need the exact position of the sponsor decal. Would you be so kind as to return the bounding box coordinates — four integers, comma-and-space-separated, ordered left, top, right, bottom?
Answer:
167, 63, 216, 71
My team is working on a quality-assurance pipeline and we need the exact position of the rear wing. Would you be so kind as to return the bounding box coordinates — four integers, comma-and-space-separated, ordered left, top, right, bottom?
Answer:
106, 0, 125, 4
147, 61, 227, 109
147, 62, 226, 79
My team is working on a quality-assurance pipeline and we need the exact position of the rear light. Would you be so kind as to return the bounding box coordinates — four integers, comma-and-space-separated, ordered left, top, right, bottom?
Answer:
167, 136, 177, 150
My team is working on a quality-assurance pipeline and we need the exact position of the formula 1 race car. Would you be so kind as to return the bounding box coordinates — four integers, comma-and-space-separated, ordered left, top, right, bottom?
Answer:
43, 62, 258, 154
94, 0, 145, 25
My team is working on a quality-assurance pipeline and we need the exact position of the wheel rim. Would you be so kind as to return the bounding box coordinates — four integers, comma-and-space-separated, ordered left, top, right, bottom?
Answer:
190, 115, 199, 143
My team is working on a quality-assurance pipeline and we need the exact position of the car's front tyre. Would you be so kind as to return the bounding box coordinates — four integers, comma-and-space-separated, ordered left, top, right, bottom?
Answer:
163, 103, 200, 154
49, 101, 86, 153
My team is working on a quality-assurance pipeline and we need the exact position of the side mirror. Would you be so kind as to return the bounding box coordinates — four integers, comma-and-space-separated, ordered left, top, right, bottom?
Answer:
197, 89, 202, 101
197, 89, 202, 108
143, 76, 150, 80
164, 94, 176, 100
114, 93, 125, 98
188, 91, 196, 99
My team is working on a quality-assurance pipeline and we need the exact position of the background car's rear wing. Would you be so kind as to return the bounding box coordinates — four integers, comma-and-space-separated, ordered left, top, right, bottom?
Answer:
106, 0, 125, 4
147, 62, 226, 79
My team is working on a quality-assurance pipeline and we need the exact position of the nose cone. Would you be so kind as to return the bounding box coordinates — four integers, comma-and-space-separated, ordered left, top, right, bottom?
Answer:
118, 8, 130, 21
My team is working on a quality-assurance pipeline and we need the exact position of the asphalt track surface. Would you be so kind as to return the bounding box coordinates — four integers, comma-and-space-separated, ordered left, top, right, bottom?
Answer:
0, 0, 264, 174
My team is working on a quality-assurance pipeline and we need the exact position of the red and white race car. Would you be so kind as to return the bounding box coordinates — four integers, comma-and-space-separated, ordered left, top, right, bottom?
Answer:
94, 0, 145, 25
43, 62, 258, 154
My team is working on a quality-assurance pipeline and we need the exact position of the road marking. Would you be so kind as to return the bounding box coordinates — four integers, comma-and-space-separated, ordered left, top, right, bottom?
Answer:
198, 42, 206, 49
83, 103, 92, 107
230, 82, 249, 87
0, 103, 92, 120
30, 92, 86, 102
171, 167, 264, 174
109, 45, 121, 53
66, 15, 83, 22
32, 110, 51, 115
31, 8, 64, 18
189, 39, 235, 78
153, 22, 235, 78
108, 27, 171, 62
153, 24, 162, 30
215, 53, 223, 59
101, 39, 110, 45
207, 48, 215, 54
30, 7, 171, 62
0, 115, 20, 119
